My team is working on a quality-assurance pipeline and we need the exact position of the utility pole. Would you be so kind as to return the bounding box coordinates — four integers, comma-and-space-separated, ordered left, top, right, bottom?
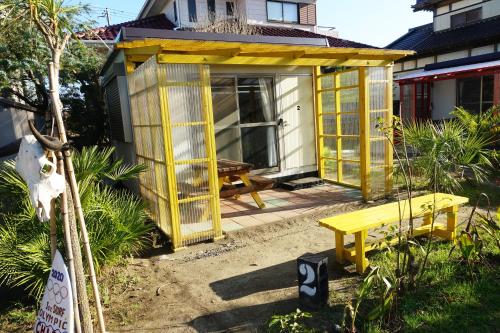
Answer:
101, 8, 111, 26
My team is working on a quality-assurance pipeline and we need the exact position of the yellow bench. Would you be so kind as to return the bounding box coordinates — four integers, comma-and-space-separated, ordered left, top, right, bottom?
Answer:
319, 193, 469, 274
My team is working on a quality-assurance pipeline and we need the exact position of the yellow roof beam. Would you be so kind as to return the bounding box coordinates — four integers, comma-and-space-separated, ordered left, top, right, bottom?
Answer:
165, 47, 242, 56
156, 54, 394, 67
117, 39, 413, 60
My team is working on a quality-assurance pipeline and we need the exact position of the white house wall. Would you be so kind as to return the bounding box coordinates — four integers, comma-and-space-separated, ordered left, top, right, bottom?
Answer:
434, 0, 500, 31
161, 0, 177, 24
437, 50, 469, 62
245, 0, 316, 31
471, 45, 495, 56
432, 79, 457, 120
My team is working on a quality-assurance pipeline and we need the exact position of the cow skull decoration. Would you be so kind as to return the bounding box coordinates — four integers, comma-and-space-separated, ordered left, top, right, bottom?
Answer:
15, 135, 65, 222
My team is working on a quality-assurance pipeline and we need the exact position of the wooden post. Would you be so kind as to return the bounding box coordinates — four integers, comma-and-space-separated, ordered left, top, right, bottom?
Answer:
446, 205, 458, 241
56, 152, 82, 333
335, 232, 345, 264
354, 230, 369, 274
385, 66, 394, 196
314, 66, 325, 178
335, 72, 343, 183
48, 62, 106, 333
359, 67, 371, 201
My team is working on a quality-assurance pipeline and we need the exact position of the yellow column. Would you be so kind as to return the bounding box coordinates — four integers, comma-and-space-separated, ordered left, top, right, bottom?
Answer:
359, 67, 371, 201
355, 229, 369, 274
335, 232, 345, 264
385, 66, 394, 196
199, 64, 223, 241
446, 205, 458, 241
314, 66, 325, 178
335, 73, 343, 183
156, 62, 184, 251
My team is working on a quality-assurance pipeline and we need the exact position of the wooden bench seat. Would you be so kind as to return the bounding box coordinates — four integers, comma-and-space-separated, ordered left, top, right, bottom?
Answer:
319, 193, 469, 274
219, 175, 275, 204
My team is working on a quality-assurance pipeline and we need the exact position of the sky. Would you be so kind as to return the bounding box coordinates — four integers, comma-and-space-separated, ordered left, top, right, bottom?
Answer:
77, 0, 433, 47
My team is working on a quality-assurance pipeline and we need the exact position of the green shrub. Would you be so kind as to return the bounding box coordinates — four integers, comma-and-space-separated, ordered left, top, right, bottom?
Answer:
0, 146, 150, 299
402, 118, 495, 192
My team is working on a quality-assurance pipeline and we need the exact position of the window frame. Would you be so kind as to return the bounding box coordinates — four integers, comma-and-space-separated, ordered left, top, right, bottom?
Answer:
456, 74, 494, 114
188, 0, 197, 22
211, 74, 280, 172
450, 7, 482, 28
266, 1, 299, 24
173, 1, 178, 22
226, 1, 235, 17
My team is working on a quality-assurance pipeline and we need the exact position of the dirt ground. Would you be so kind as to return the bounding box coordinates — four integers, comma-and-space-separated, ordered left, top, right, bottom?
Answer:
102, 199, 476, 333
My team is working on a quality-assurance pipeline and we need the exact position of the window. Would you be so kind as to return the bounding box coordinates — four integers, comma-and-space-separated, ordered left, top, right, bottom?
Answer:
188, 0, 197, 22
173, 1, 178, 22
267, 1, 298, 23
226, 1, 235, 16
451, 8, 482, 28
457, 75, 494, 114
299, 3, 316, 25
208, 0, 215, 15
211, 76, 279, 170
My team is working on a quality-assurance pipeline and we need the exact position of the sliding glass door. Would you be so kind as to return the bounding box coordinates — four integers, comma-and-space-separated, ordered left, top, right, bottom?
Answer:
211, 75, 279, 172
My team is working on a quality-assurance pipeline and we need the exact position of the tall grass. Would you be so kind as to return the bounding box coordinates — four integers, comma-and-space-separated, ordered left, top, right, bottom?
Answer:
0, 146, 151, 299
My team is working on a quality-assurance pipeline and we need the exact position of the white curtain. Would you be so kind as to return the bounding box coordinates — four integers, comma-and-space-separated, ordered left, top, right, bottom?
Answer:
258, 78, 277, 167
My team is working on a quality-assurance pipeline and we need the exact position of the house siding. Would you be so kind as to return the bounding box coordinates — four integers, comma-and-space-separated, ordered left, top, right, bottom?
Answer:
432, 79, 457, 120
470, 44, 495, 56
434, 0, 500, 32
245, 0, 316, 31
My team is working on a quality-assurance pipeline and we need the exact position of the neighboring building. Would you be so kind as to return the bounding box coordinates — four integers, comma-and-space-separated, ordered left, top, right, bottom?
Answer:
80, 0, 338, 47
137, 0, 335, 34
85, 0, 375, 182
388, 0, 500, 121
0, 106, 31, 161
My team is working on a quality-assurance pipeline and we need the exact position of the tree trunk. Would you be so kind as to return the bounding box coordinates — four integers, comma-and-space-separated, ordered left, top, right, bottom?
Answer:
66, 183, 93, 333
48, 58, 106, 332
57, 148, 82, 333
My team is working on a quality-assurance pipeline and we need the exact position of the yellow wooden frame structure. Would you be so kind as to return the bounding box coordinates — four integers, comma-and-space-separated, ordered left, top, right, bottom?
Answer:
119, 37, 412, 249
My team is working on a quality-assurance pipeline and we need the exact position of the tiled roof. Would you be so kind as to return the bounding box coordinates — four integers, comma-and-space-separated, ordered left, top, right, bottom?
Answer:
386, 23, 433, 51
79, 14, 176, 41
387, 16, 500, 58
80, 14, 377, 49
255, 26, 376, 48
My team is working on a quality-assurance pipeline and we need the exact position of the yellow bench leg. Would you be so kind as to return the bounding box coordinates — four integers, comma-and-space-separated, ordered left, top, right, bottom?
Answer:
240, 174, 266, 209
355, 230, 369, 274
446, 205, 458, 241
423, 212, 432, 226
218, 177, 225, 191
335, 232, 344, 264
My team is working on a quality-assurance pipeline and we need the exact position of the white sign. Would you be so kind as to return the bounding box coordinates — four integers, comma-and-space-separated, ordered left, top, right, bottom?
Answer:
34, 250, 74, 333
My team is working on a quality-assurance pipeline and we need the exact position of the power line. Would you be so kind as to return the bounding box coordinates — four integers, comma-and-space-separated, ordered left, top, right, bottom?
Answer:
99, 8, 111, 26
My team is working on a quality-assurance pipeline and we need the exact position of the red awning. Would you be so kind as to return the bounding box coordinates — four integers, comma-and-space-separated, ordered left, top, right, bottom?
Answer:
396, 59, 500, 84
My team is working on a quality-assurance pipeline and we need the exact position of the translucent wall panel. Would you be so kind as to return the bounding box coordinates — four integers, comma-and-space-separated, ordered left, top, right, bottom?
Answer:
318, 73, 337, 182
128, 57, 172, 236
128, 58, 221, 249
367, 67, 392, 198
316, 66, 393, 199
317, 69, 361, 187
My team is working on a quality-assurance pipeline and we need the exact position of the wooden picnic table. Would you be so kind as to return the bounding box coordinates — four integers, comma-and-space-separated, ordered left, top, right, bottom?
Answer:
217, 159, 274, 209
